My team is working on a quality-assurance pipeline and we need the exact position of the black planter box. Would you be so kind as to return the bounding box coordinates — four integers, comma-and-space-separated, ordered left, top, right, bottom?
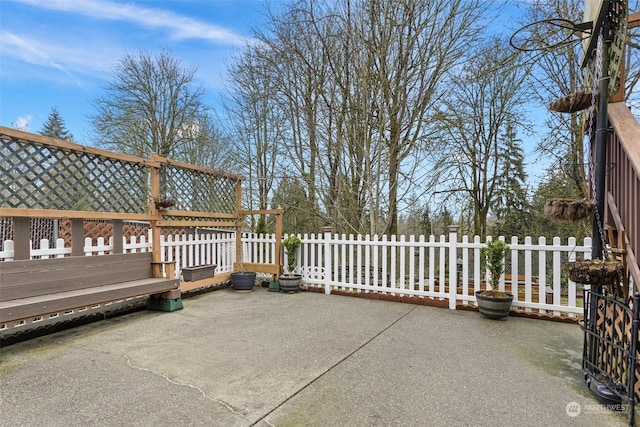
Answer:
182, 264, 216, 282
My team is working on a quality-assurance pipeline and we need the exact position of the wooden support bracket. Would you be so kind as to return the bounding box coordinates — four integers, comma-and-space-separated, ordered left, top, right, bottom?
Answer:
151, 261, 175, 280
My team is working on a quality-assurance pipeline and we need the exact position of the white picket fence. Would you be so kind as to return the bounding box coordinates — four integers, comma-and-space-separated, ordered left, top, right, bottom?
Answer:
0, 232, 236, 277
0, 229, 592, 317
243, 230, 592, 317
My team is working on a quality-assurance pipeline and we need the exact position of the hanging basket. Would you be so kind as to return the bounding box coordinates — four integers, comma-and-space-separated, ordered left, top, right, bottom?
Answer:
563, 259, 622, 285
154, 197, 177, 209
549, 91, 597, 113
543, 198, 593, 221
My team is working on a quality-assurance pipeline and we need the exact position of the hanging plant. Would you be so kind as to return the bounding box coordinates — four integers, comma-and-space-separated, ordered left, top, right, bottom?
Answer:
543, 198, 593, 221
563, 259, 622, 286
549, 91, 597, 113
154, 196, 177, 209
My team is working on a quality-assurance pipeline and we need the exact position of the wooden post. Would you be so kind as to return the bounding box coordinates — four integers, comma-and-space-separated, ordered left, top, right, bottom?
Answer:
149, 154, 162, 266
71, 218, 84, 256
274, 208, 284, 280
234, 179, 243, 271
12, 217, 30, 260
152, 260, 175, 280
112, 219, 123, 254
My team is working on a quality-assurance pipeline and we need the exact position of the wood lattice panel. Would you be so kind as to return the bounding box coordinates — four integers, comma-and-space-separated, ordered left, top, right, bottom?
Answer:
1, 136, 149, 213
160, 164, 236, 214
593, 296, 640, 401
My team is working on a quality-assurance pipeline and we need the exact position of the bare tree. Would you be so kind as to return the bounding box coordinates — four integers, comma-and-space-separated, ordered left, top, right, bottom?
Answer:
518, 0, 589, 197
225, 48, 283, 228
232, 0, 484, 235
366, 0, 484, 235
618, 1, 640, 113
430, 37, 532, 238
91, 50, 208, 159
180, 113, 236, 172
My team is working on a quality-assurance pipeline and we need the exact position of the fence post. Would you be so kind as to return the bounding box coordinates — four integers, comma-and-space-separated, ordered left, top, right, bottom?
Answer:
448, 225, 460, 310
13, 217, 30, 260
323, 226, 333, 294
112, 219, 123, 254
71, 218, 84, 257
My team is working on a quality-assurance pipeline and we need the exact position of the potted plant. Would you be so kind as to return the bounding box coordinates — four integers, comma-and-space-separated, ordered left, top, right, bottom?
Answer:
154, 194, 177, 209
475, 239, 513, 319
543, 198, 593, 221
563, 259, 622, 287
279, 234, 302, 293
231, 268, 256, 292
231, 254, 256, 293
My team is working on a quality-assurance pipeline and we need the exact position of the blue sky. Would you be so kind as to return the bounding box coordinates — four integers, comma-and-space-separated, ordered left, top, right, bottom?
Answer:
1, 0, 551, 182
0, 0, 273, 142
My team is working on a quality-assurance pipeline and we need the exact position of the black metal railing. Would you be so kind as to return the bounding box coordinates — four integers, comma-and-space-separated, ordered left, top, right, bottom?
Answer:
583, 287, 640, 426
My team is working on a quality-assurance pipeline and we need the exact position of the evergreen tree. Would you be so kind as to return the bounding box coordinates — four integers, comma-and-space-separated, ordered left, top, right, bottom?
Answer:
40, 107, 74, 141
271, 176, 318, 235
490, 123, 531, 237
419, 206, 432, 237
429, 208, 454, 237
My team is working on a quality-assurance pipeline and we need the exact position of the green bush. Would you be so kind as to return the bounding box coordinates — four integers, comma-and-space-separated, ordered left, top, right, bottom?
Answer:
283, 235, 302, 273
481, 239, 510, 290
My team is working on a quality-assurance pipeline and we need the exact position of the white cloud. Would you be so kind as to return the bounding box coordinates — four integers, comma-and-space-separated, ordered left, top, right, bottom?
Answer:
0, 30, 100, 85
12, 0, 249, 46
1, 0, 252, 100
13, 115, 32, 131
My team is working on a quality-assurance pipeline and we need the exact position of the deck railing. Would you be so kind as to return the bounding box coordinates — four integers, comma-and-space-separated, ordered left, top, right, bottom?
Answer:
606, 103, 640, 289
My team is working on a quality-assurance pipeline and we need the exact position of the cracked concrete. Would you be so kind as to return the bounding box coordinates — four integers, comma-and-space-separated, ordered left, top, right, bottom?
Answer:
121, 351, 251, 422
66, 342, 249, 420
0, 287, 629, 426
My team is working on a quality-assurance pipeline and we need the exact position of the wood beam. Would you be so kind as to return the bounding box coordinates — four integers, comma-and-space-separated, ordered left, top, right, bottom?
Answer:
156, 220, 238, 228
160, 210, 237, 219
233, 262, 282, 275
0, 126, 149, 166
0, 208, 155, 221
180, 272, 232, 292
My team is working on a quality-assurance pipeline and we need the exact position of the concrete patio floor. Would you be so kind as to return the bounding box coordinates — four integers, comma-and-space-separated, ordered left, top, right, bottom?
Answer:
0, 287, 630, 426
